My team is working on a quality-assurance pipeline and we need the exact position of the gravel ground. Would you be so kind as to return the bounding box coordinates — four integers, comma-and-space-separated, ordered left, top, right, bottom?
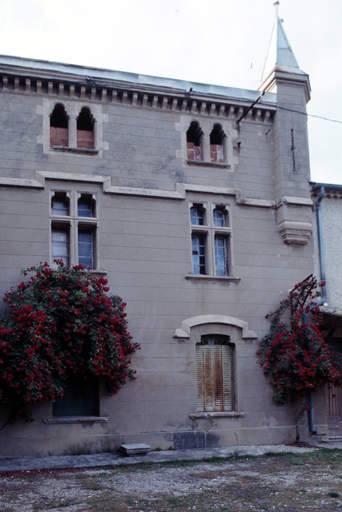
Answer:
0, 448, 342, 511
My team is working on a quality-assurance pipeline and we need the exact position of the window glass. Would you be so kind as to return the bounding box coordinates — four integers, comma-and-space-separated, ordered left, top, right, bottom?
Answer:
51, 229, 69, 267
78, 229, 94, 268
192, 235, 206, 275
215, 237, 228, 276
53, 373, 99, 417
190, 207, 204, 226
78, 197, 93, 217
213, 209, 225, 227
51, 195, 69, 216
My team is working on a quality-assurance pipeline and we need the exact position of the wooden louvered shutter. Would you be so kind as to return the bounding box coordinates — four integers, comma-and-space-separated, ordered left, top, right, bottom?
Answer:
222, 345, 232, 411
196, 346, 205, 411
196, 344, 232, 412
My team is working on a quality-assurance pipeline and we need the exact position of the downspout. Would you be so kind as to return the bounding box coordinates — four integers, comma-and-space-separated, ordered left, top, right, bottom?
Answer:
305, 185, 327, 434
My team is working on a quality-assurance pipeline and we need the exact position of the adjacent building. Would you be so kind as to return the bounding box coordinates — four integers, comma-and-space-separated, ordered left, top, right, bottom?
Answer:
312, 183, 342, 439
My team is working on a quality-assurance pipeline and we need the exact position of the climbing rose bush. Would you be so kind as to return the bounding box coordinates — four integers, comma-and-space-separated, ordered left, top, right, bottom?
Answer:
258, 275, 342, 443
0, 261, 139, 423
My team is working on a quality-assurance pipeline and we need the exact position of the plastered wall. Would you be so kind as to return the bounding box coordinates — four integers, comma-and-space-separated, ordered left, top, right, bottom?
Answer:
0, 70, 320, 456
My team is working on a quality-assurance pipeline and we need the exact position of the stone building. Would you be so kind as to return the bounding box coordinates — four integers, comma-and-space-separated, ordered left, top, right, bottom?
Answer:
0, 15, 323, 456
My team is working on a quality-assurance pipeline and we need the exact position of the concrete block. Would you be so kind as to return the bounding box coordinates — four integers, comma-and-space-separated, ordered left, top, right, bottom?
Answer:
121, 443, 151, 456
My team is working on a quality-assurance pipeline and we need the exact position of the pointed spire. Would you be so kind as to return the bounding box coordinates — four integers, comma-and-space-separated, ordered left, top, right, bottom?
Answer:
261, 3, 305, 83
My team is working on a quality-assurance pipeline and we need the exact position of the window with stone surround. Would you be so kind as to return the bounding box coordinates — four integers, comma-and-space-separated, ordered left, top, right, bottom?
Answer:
50, 191, 98, 269
190, 202, 231, 277
196, 335, 233, 412
185, 120, 230, 166
48, 102, 98, 152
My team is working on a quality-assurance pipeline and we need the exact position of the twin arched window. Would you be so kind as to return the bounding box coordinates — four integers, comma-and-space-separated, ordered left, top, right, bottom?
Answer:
186, 122, 226, 163
50, 104, 95, 149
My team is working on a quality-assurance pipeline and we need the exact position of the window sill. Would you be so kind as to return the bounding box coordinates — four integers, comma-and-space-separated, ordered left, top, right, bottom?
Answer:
90, 269, 107, 275
187, 160, 231, 169
50, 146, 99, 155
189, 412, 246, 419
43, 416, 108, 425
185, 274, 241, 282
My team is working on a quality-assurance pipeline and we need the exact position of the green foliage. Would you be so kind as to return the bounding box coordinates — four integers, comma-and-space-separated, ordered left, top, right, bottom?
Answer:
0, 261, 139, 422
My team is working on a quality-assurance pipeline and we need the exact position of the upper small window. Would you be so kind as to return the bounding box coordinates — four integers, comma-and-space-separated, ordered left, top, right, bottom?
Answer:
77, 107, 94, 149
190, 206, 205, 226
78, 195, 95, 218
51, 192, 69, 216
213, 209, 225, 227
50, 103, 68, 147
210, 124, 226, 163
187, 122, 203, 161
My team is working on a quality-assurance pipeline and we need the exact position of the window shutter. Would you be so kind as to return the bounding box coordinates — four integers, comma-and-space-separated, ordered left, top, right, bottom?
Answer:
196, 344, 232, 412
222, 345, 232, 411
204, 345, 214, 411
196, 345, 204, 411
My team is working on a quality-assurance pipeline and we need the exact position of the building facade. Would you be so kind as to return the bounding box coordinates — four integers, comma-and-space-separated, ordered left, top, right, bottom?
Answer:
0, 17, 325, 456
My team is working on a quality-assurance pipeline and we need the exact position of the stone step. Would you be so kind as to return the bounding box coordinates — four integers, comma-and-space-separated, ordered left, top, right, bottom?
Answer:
120, 443, 152, 456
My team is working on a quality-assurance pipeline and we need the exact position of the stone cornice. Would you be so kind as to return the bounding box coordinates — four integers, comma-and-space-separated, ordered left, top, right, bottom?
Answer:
0, 66, 277, 122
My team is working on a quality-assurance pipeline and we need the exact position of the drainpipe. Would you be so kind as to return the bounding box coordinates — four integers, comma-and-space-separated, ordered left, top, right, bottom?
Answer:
304, 185, 327, 434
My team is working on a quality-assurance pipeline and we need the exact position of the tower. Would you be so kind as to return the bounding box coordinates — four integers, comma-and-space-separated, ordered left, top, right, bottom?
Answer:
259, 3, 313, 245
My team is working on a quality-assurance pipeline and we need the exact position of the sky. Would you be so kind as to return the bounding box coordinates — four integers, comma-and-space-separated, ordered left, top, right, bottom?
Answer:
1, 0, 342, 184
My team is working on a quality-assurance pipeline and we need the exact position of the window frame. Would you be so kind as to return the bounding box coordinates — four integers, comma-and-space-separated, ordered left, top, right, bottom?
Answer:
50, 190, 99, 270
189, 201, 231, 277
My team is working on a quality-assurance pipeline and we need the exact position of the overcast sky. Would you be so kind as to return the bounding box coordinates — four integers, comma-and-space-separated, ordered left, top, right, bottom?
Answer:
1, 0, 341, 185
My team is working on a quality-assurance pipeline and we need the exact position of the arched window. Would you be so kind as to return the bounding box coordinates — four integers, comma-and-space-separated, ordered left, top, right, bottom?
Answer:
187, 121, 203, 161
77, 107, 94, 149
210, 124, 226, 163
50, 103, 68, 147
196, 334, 233, 412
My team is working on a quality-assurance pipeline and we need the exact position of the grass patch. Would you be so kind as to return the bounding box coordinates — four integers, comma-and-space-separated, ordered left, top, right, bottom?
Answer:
328, 491, 340, 497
